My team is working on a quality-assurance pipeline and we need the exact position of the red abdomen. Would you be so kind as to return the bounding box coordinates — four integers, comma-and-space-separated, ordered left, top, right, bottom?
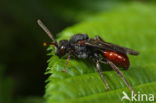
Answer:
102, 50, 130, 69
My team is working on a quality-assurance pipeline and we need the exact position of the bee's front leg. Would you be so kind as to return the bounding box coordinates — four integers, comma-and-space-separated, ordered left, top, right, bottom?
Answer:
61, 50, 73, 72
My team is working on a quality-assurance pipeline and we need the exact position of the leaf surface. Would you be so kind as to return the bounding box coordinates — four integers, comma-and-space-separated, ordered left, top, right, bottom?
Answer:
45, 3, 156, 103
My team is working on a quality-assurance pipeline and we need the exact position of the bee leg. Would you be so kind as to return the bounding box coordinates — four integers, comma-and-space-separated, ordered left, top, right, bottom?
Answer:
107, 60, 135, 94
61, 51, 72, 72
95, 60, 110, 91
94, 35, 105, 42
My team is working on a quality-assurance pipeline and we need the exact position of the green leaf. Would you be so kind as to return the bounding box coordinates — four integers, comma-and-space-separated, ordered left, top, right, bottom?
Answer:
45, 3, 156, 103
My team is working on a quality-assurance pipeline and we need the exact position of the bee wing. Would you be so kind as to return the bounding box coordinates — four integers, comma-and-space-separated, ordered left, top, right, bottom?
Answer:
85, 39, 139, 55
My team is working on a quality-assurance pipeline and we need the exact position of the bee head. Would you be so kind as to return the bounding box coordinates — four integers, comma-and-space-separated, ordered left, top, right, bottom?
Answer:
55, 40, 69, 58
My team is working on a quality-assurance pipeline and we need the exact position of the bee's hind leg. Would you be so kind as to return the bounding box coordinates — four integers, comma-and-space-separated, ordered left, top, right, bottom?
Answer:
106, 60, 135, 94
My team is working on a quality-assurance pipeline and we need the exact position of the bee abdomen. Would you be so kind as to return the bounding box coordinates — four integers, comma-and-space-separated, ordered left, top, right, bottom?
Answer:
102, 50, 130, 69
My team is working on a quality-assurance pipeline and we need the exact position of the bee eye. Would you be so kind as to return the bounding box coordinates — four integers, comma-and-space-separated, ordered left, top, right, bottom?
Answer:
61, 46, 65, 49
59, 46, 65, 54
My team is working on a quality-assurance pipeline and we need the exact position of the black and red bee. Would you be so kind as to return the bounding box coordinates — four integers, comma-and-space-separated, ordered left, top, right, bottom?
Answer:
37, 19, 139, 93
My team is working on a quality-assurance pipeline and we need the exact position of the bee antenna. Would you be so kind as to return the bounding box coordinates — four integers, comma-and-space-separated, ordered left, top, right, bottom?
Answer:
37, 19, 58, 47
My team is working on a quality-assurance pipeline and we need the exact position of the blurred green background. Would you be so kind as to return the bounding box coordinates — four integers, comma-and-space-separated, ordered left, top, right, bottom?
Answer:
0, 0, 155, 103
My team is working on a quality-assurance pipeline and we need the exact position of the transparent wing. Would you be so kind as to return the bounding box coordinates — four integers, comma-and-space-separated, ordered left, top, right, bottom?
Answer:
85, 39, 139, 55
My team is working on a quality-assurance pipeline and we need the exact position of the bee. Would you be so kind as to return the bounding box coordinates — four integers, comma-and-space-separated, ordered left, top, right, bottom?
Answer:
37, 19, 139, 93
